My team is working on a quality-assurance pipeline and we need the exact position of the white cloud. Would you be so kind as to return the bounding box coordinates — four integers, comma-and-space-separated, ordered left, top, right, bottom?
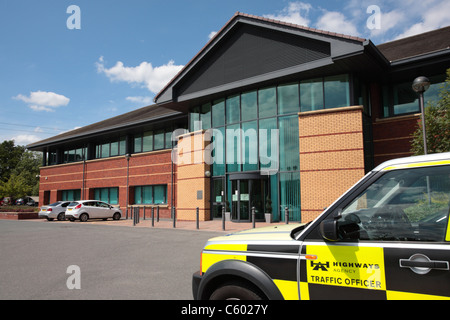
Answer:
14, 91, 70, 112
264, 2, 312, 26
208, 31, 217, 40
126, 96, 153, 105
11, 134, 42, 146
96, 56, 184, 94
316, 11, 360, 36
393, 0, 450, 39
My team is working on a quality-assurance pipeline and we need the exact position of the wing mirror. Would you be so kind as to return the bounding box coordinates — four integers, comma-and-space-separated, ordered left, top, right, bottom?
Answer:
319, 209, 342, 242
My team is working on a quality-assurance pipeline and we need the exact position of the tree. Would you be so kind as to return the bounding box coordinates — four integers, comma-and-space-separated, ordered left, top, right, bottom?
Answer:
411, 69, 450, 155
0, 141, 42, 199
0, 141, 25, 183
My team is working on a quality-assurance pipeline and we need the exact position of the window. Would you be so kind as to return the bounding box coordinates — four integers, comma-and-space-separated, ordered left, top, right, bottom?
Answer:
338, 165, 450, 242
324, 74, 350, 109
61, 189, 81, 201
226, 95, 240, 124
383, 74, 445, 117
300, 78, 323, 112
258, 87, 277, 118
94, 187, 118, 205
154, 129, 165, 150
142, 131, 153, 152
212, 99, 225, 128
241, 91, 257, 121
134, 185, 167, 205
278, 83, 299, 115
96, 137, 126, 159
63, 147, 87, 163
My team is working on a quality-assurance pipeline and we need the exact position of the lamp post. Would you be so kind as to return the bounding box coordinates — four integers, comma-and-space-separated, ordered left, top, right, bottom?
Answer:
412, 76, 431, 154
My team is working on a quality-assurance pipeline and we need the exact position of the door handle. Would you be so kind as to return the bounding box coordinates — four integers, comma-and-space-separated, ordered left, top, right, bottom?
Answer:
399, 254, 449, 275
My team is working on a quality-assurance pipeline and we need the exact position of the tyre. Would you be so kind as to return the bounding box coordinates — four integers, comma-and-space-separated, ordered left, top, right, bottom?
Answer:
79, 213, 89, 222
57, 213, 65, 221
46, 217, 54, 221
113, 212, 121, 220
209, 283, 263, 300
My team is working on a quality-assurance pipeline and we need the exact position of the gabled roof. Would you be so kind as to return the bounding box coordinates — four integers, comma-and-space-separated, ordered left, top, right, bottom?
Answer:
154, 12, 369, 107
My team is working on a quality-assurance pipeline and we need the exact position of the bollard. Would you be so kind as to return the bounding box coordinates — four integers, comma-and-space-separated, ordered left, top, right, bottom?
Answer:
173, 207, 176, 228
285, 207, 289, 224
222, 206, 225, 231
151, 207, 154, 227
196, 207, 199, 230
252, 207, 256, 228
157, 206, 160, 222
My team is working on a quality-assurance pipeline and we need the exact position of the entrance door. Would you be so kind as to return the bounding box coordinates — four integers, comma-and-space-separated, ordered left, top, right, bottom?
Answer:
211, 178, 225, 219
231, 179, 266, 222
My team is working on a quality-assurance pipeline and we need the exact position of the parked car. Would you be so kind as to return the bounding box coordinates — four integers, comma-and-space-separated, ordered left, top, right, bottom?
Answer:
39, 201, 72, 221
65, 200, 122, 222
15, 198, 27, 205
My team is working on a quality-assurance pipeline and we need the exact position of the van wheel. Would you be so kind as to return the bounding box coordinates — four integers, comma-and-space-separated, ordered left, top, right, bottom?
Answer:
79, 213, 89, 222
113, 212, 121, 220
209, 283, 263, 300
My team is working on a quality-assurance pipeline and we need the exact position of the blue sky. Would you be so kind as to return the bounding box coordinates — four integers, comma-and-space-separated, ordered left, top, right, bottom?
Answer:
1, 0, 449, 146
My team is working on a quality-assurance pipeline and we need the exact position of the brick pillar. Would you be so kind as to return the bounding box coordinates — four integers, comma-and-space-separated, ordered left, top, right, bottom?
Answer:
174, 130, 211, 221
299, 106, 366, 222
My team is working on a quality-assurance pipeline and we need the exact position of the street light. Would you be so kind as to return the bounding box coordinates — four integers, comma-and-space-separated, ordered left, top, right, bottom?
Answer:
412, 76, 431, 154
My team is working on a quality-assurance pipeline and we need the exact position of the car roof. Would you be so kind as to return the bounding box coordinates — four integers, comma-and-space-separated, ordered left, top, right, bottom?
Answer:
373, 152, 450, 172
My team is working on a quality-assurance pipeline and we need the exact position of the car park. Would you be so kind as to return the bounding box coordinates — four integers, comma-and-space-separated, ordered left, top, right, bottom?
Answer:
193, 152, 450, 300
65, 200, 122, 222
39, 201, 71, 221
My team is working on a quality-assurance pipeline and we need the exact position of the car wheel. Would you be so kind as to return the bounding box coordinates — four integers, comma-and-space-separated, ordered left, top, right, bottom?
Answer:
79, 213, 89, 222
46, 217, 54, 221
57, 213, 65, 221
209, 283, 264, 300
113, 212, 121, 220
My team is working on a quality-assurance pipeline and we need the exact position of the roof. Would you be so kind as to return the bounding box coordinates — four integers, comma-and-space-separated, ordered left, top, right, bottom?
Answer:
377, 26, 450, 62
27, 104, 181, 150
154, 11, 367, 104
373, 152, 450, 172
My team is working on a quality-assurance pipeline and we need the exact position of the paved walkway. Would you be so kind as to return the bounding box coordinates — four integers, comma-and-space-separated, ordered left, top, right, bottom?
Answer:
30, 217, 290, 233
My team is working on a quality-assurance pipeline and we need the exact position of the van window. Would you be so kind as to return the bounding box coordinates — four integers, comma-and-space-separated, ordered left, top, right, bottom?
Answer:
338, 165, 450, 242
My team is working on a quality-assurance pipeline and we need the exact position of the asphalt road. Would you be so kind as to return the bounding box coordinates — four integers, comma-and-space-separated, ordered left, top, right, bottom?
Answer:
0, 220, 221, 300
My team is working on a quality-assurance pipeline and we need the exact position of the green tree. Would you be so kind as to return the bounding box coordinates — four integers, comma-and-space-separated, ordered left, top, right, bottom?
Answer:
411, 69, 450, 155
0, 141, 42, 199
0, 140, 25, 183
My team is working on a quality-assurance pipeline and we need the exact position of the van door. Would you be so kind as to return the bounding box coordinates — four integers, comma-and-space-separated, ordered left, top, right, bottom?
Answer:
300, 164, 450, 300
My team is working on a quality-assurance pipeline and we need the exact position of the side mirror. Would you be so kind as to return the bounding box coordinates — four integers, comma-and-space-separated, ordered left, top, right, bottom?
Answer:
320, 209, 342, 241
320, 219, 339, 241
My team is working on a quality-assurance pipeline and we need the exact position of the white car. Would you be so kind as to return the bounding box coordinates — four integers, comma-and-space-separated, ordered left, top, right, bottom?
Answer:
66, 200, 122, 222
39, 201, 72, 221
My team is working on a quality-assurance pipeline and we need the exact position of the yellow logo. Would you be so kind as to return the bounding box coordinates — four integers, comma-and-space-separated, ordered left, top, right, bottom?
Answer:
306, 245, 386, 290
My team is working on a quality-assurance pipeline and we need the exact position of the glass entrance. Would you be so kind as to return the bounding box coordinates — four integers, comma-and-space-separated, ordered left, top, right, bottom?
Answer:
212, 178, 225, 219
231, 179, 266, 222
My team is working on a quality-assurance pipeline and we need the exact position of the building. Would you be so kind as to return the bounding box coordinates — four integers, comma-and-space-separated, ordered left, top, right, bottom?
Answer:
27, 13, 450, 223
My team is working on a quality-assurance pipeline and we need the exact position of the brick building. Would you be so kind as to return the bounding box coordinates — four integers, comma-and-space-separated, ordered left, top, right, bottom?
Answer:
27, 13, 450, 223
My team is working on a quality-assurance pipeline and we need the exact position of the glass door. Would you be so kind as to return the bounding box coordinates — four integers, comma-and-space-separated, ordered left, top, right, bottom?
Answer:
211, 178, 225, 219
230, 179, 267, 222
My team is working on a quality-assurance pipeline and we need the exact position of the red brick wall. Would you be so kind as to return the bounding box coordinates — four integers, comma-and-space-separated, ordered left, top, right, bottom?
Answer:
39, 150, 175, 219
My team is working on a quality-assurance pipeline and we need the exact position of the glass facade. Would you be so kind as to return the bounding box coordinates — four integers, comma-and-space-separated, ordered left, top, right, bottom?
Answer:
61, 189, 81, 201
96, 137, 126, 159
187, 74, 351, 221
382, 74, 445, 117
